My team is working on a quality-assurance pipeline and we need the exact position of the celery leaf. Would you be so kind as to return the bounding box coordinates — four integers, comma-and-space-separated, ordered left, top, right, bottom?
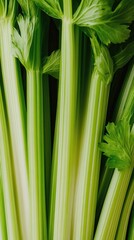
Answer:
90, 35, 113, 84
42, 49, 60, 79
113, 42, 134, 72
33, 0, 62, 19
74, 0, 134, 44
100, 119, 134, 171
12, 14, 36, 69
17, 0, 36, 16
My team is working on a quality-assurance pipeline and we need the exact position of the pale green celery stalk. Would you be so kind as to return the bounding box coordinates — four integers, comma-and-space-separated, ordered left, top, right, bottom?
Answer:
27, 69, 47, 240
94, 123, 134, 239
12, 2, 48, 237
96, 167, 113, 222
49, 1, 79, 239
94, 166, 134, 240
0, 173, 7, 240
116, 172, 134, 240
73, 72, 110, 240
128, 205, 134, 240
0, 90, 20, 239
0, 12, 30, 240
97, 60, 134, 220
27, 15, 47, 240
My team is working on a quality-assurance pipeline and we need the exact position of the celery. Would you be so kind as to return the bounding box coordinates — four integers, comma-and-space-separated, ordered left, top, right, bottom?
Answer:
33, 1, 81, 239
116, 172, 134, 240
73, 36, 112, 240
94, 167, 133, 239
128, 205, 134, 240
49, 3, 79, 240
0, 89, 20, 239
0, 174, 7, 240
0, 2, 30, 238
0, 1, 134, 239
94, 119, 134, 239
97, 57, 134, 221
12, 2, 47, 238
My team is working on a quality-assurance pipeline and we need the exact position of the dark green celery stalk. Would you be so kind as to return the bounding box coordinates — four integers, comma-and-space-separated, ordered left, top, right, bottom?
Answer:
97, 61, 134, 222
27, 14, 47, 240
128, 205, 134, 240
116, 172, 134, 240
49, 1, 79, 239
0, 6, 30, 240
0, 90, 20, 239
73, 68, 111, 240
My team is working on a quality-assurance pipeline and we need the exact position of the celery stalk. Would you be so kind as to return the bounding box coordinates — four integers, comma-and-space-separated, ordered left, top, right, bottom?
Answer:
49, 1, 79, 239
26, 11, 47, 240
0, 174, 7, 240
97, 61, 134, 221
0, 90, 20, 239
73, 69, 110, 240
0, 21, 30, 240
94, 167, 133, 239
94, 119, 134, 239
27, 69, 47, 240
128, 205, 134, 240
116, 172, 134, 240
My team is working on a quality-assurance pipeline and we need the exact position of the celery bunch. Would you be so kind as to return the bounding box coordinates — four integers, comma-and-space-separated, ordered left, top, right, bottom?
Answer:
0, 0, 134, 240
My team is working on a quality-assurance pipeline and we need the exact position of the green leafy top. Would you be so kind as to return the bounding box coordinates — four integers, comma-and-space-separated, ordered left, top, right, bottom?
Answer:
100, 119, 134, 171
12, 14, 36, 69
90, 35, 113, 84
17, 0, 36, 17
73, 0, 134, 45
42, 50, 60, 79
32, 0, 62, 19
0, 0, 16, 20
12, 0, 41, 69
